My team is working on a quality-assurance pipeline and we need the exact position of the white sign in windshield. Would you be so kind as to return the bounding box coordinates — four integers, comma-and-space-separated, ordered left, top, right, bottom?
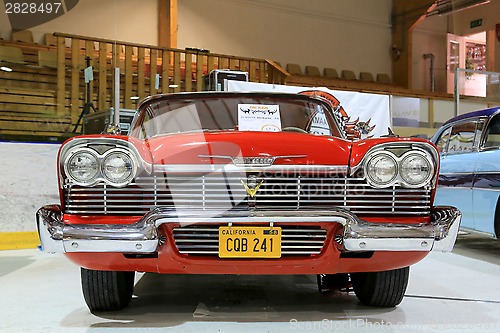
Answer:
238, 104, 281, 132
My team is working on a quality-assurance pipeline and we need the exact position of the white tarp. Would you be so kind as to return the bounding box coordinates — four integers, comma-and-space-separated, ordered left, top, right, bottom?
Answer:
226, 80, 391, 137
392, 96, 420, 127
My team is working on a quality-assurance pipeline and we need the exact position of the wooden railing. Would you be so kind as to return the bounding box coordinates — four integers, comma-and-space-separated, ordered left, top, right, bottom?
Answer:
53, 33, 289, 130
0, 32, 288, 138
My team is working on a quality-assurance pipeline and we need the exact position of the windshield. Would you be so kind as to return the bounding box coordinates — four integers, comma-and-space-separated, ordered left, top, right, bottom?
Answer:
130, 94, 342, 139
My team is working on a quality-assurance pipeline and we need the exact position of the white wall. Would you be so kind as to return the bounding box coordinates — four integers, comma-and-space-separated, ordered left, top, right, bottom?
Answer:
0, 0, 158, 45
177, 0, 393, 77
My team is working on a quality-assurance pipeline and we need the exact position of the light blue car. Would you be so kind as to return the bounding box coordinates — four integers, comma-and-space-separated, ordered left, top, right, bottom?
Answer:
432, 107, 500, 238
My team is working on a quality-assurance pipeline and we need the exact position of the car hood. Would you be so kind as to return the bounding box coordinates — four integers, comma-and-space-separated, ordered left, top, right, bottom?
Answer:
143, 132, 352, 167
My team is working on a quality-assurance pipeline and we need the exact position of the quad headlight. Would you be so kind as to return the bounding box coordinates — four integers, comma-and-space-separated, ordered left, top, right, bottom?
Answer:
66, 150, 99, 184
400, 153, 432, 186
102, 151, 135, 185
64, 147, 136, 187
363, 146, 436, 188
365, 153, 398, 186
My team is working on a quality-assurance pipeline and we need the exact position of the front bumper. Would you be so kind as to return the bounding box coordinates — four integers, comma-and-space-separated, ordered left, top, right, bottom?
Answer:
37, 205, 461, 254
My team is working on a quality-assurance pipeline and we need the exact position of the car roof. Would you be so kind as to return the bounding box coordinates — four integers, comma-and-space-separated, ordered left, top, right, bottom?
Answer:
442, 107, 500, 126
137, 91, 322, 110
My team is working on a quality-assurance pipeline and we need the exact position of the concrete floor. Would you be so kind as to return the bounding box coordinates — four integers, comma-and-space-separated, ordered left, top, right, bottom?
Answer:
1, 233, 499, 333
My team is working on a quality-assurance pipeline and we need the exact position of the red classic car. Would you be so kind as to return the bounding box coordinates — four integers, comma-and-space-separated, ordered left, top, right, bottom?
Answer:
37, 91, 461, 311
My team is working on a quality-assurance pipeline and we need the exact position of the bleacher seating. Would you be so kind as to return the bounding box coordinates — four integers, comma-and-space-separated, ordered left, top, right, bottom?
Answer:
11, 30, 34, 43
341, 70, 357, 80
323, 67, 339, 78
44, 33, 57, 47
279, 63, 395, 89
286, 63, 302, 75
0, 46, 26, 64
360, 71, 374, 82
37, 50, 57, 68
305, 65, 321, 76
376, 73, 392, 84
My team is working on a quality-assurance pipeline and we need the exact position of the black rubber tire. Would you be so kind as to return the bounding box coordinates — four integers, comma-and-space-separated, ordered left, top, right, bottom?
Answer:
350, 266, 409, 307
81, 268, 135, 311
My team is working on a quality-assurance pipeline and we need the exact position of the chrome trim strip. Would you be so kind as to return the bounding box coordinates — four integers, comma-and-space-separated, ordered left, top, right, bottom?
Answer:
430, 206, 462, 252
342, 206, 461, 252
344, 238, 434, 251
152, 164, 349, 173
37, 205, 461, 254
64, 198, 431, 203
198, 154, 308, 167
471, 187, 500, 192
436, 185, 471, 190
62, 209, 432, 216
36, 205, 65, 253
64, 173, 432, 216
439, 172, 477, 176
438, 171, 500, 178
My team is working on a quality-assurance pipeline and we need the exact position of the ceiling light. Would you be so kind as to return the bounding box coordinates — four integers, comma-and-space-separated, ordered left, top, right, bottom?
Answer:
1, 66, 12, 72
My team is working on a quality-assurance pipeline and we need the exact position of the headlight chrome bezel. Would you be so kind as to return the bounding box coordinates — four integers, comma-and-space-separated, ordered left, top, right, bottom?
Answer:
399, 152, 433, 186
64, 147, 137, 187
365, 152, 398, 187
362, 144, 436, 189
102, 151, 136, 186
65, 148, 100, 185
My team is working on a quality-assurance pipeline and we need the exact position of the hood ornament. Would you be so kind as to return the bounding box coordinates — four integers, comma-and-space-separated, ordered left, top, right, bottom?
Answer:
241, 175, 264, 199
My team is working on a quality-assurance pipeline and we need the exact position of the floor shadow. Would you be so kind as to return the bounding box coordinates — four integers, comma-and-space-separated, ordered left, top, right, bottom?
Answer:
84, 274, 403, 328
0, 256, 35, 277
453, 232, 500, 266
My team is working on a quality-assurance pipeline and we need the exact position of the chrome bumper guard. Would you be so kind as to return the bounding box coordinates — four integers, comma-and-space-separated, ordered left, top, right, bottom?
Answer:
36, 205, 461, 254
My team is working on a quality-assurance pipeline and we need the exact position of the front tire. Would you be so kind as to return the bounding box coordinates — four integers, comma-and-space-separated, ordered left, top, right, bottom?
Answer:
351, 267, 409, 307
81, 268, 135, 311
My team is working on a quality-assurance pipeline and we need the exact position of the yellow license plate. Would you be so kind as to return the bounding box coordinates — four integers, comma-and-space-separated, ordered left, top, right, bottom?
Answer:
219, 226, 282, 258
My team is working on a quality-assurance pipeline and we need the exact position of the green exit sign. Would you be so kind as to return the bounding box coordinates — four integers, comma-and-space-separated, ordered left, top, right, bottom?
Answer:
470, 19, 483, 28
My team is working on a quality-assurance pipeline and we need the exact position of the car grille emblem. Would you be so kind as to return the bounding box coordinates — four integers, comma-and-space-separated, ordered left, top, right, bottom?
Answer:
232, 157, 275, 167
241, 175, 264, 199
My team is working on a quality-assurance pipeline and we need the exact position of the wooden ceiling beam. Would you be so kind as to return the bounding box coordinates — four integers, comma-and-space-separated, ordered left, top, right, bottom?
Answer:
158, 0, 177, 48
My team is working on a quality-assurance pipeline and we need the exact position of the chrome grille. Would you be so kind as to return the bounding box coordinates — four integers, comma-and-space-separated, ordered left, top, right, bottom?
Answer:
172, 225, 327, 255
64, 173, 432, 215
